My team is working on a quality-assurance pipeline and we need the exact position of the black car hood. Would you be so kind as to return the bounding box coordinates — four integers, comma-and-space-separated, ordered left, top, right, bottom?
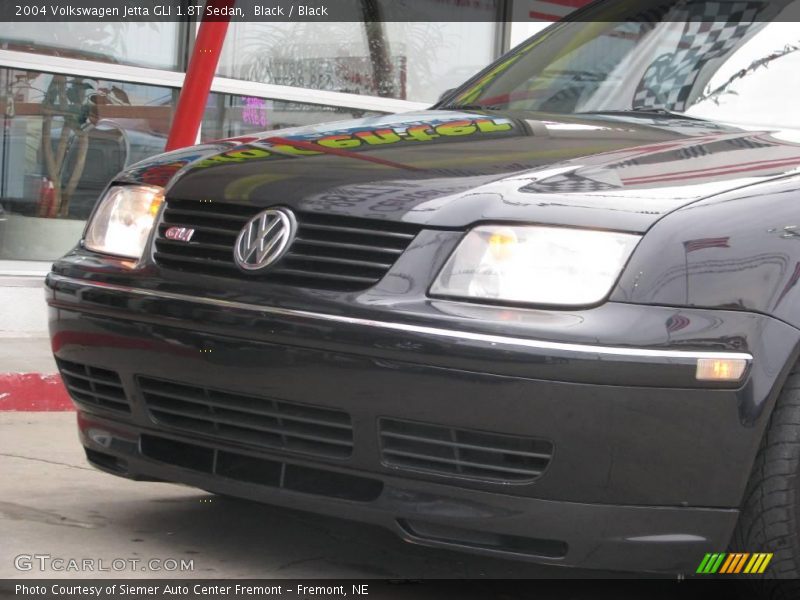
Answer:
122, 110, 800, 233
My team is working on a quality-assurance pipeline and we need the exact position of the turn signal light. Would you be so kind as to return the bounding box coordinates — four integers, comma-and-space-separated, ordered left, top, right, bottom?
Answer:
696, 358, 747, 382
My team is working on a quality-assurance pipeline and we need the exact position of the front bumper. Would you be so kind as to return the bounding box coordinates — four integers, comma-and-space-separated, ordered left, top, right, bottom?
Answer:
77, 410, 737, 575
45, 270, 800, 573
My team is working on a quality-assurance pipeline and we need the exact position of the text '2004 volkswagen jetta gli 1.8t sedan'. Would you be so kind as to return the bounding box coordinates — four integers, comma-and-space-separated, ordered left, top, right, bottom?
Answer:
46, 0, 800, 576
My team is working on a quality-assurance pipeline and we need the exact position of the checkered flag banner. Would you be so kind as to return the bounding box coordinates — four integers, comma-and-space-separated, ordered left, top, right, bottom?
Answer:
633, 1, 765, 111
683, 236, 731, 252
521, 172, 619, 193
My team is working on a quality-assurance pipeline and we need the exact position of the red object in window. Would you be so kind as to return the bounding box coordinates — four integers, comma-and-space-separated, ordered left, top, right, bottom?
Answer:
165, 0, 234, 151
37, 176, 55, 218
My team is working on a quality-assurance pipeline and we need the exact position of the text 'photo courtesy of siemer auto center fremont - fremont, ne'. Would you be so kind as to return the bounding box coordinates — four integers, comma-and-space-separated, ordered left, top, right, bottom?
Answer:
2, 0, 800, 599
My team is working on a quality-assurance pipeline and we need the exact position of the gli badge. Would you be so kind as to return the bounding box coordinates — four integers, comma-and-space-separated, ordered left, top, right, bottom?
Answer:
164, 227, 195, 242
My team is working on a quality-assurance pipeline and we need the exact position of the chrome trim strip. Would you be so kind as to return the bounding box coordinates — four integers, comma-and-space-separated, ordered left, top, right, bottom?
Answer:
47, 274, 754, 363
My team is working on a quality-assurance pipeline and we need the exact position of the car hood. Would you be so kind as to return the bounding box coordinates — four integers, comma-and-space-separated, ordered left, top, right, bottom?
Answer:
122, 110, 800, 233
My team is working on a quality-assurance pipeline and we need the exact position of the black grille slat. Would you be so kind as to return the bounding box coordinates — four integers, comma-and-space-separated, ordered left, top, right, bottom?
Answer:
139, 381, 352, 430
300, 222, 417, 240
69, 390, 129, 412
156, 238, 232, 253
285, 253, 393, 270
143, 394, 353, 443
379, 418, 553, 483
153, 250, 240, 270
63, 380, 127, 405
153, 199, 421, 291
139, 377, 354, 459
59, 366, 122, 387
292, 238, 405, 255
300, 209, 420, 232
279, 258, 387, 281
381, 448, 545, 477
56, 359, 130, 413
379, 431, 553, 460
145, 403, 353, 448
269, 267, 379, 284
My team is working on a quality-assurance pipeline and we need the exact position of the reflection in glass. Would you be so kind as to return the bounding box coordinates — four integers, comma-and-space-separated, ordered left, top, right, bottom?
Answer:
0, 68, 175, 259
0, 22, 182, 70
218, 18, 497, 103
201, 93, 382, 141
449, 2, 800, 130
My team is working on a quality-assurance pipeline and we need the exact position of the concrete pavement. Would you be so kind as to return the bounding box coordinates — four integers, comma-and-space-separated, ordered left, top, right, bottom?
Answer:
0, 262, 66, 411
0, 336, 55, 374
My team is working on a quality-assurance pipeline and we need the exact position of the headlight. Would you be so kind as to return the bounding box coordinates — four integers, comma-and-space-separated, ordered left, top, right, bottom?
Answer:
83, 185, 164, 259
430, 225, 640, 306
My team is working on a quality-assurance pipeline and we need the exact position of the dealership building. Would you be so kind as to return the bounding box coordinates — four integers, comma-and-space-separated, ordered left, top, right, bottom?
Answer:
0, 2, 561, 269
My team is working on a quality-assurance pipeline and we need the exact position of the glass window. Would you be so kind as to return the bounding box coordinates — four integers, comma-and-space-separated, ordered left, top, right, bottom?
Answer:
201, 93, 382, 142
217, 17, 498, 103
0, 22, 182, 70
448, 0, 800, 129
684, 22, 800, 128
0, 68, 176, 260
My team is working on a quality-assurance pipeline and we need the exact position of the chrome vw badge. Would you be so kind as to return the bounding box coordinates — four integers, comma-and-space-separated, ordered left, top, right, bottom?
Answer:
234, 208, 296, 271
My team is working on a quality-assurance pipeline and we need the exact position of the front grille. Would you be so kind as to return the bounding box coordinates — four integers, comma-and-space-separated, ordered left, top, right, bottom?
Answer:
56, 359, 129, 413
140, 435, 382, 502
379, 418, 554, 483
154, 198, 421, 291
138, 377, 354, 459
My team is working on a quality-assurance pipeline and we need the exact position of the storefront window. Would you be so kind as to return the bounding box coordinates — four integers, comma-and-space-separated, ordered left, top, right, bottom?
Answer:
0, 68, 177, 260
217, 18, 498, 103
0, 8, 504, 263
0, 22, 183, 70
201, 93, 382, 141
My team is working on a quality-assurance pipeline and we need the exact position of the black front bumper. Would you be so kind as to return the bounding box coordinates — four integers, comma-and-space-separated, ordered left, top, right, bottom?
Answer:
45, 270, 800, 574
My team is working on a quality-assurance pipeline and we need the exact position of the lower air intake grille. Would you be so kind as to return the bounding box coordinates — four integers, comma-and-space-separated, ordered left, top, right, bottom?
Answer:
138, 377, 353, 459
56, 359, 129, 413
140, 435, 382, 502
154, 198, 421, 291
379, 418, 553, 483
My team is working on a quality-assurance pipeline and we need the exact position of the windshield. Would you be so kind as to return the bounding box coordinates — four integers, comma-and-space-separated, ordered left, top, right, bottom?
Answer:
447, 0, 800, 129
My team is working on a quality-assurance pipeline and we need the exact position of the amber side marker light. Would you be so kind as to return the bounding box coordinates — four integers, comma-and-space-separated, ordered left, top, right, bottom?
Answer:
696, 358, 748, 382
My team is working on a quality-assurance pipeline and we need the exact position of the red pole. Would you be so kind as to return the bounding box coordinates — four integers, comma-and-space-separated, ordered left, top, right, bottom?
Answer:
166, 0, 234, 151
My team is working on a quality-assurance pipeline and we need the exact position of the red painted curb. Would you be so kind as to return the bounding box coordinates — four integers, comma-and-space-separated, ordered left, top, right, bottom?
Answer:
0, 373, 74, 411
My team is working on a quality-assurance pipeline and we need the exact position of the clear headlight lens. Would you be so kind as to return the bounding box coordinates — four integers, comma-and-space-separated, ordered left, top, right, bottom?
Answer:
430, 225, 640, 306
84, 185, 164, 259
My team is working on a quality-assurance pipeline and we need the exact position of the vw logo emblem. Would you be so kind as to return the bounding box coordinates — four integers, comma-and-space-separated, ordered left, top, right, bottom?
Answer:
234, 208, 297, 271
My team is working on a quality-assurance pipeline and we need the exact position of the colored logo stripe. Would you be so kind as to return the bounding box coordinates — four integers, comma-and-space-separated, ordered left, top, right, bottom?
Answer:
718, 553, 738, 574
756, 553, 772, 573
697, 553, 725, 574
697, 553, 773, 574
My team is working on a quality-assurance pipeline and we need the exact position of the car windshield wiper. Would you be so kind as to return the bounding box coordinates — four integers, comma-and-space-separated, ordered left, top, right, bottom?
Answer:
575, 108, 708, 121
441, 103, 503, 111
695, 41, 800, 106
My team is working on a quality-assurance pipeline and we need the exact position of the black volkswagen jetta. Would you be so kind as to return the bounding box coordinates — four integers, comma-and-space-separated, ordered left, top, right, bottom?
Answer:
47, 0, 800, 576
